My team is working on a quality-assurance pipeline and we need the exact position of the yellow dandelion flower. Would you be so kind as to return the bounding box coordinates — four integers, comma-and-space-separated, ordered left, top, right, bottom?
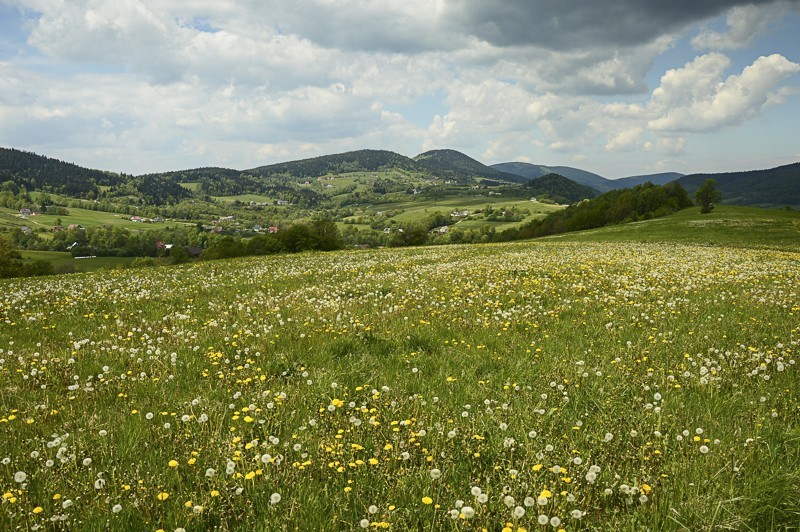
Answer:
32, 506, 44, 514
168, 460, 178, 468
157, 492, 169, 501
422, 496, 433, 505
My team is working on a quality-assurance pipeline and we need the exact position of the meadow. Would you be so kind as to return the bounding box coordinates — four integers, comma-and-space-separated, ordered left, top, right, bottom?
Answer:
1, 236, 798, 530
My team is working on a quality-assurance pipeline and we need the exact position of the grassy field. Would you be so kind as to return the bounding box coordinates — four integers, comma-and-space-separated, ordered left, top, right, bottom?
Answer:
19, 250, 135, 272
1, 210, 799, 531
0, 207, 175, 233
544, 205, 800, 252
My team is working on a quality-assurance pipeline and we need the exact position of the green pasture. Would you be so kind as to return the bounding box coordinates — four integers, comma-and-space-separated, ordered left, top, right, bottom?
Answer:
2, 220, 798, 530
19, 250, 135, 272
543, 205, 800, 251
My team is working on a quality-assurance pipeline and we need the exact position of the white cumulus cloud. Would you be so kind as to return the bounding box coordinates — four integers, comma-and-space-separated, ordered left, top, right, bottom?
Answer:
648, 53, 800, 132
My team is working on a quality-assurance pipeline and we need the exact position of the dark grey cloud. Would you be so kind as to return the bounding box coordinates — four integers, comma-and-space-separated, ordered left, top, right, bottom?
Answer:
444, 0, 797, 50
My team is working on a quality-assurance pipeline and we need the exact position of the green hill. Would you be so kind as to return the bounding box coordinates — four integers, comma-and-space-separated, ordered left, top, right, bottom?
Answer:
0, 146, 124, 197
415, 149, 527, 184
247, 149, 420, 178
678, 162, 800, 207
492, 161, 613, 191
542, 205, 800, 251
611, 172, 683, 189
523, 173, 599, 203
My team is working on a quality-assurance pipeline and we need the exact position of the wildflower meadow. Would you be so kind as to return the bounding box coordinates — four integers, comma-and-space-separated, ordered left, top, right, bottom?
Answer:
1, 241, 798, 530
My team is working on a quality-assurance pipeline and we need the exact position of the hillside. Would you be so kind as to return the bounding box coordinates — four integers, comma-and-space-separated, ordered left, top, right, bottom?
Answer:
247, 149, 420, 178
492, 161, 613, 191
678, 162, 800, 207
543, 205, 800, 252
415, 149, 527, 184
0, 146, 124, 196
612, 172, 683, 188
2, 230, 799, 530
523, 173, 599, 203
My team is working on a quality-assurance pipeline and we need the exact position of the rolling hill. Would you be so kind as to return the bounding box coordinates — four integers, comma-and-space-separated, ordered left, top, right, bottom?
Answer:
612, 172, 683, 188
492, 162, 613, 191
678, 162, 800, 207
522, 173, 599, 203
414, 149, 528, 184
246, 149, 420, 178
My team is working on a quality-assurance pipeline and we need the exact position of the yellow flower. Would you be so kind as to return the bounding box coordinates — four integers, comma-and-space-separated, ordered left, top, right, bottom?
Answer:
32, 506, 44, 514
210, 490, 220, 497
184, 500, 193, 508
422, 496, 433, 505
641, 484, 652, 495
245, 471, 256, 480
344, 486, 352, 493
532, 464, 543, 471
539, 489, 552, 499
168, 460, 178, 468
157, 492, 169, 501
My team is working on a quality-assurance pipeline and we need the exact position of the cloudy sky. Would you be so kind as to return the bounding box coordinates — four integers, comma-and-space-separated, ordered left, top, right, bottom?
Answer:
1, 0, 799, 178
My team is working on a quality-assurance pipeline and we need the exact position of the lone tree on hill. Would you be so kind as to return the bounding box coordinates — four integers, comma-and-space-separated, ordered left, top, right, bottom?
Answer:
695, 179, 722, 214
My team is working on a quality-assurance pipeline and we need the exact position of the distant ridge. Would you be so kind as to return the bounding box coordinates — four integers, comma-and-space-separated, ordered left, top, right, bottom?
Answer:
414, 149, 527, 184
612, 172, 684, 189
492, 162, 613, 191
246, 149, 420, 178
679, 162, 800, 207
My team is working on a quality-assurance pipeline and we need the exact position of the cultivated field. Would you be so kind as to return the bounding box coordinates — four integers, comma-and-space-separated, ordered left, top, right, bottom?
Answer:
1, 239, 798, 530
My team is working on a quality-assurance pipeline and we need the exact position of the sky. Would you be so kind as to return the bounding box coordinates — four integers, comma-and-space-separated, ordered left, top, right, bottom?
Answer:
1, 0, 799, 179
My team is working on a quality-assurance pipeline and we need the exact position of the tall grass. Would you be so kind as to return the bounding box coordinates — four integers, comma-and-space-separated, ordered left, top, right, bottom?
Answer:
1, 240, 798, 530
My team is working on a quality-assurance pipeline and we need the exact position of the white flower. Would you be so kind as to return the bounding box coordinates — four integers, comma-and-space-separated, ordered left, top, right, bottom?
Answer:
538, 514, 549, 525
430, 468, 441, 480
270, 493, 281, 505
504, 495, 515, 508
360, 519, 370, 528
14, 471, 26, 483
513, 506, 525, 518
368, 505, 378, 514
524, 496, 535, 507
205, 468, 216, 477
471, 486, 482, 497
112, 504, 122, 513
477, 493, 488, 504
461, 506, 475, 519
604, 432, 614, 442
699, 445, 709, 454
571, 509, 583, 519
550, 516, 561, 527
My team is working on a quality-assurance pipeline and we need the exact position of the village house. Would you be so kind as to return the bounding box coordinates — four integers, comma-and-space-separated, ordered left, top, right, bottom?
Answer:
19, 208, 33, 217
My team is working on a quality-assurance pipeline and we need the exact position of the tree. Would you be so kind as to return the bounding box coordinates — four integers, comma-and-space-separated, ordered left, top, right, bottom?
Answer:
695, 179, 722, 214
0, 233, 23, 278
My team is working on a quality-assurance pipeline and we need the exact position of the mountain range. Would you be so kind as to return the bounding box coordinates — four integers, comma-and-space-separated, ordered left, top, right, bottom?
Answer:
1, 146, 798, 207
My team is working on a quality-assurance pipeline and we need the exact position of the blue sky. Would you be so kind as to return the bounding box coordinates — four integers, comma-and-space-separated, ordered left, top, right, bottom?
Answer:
1, 0, 799, 178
